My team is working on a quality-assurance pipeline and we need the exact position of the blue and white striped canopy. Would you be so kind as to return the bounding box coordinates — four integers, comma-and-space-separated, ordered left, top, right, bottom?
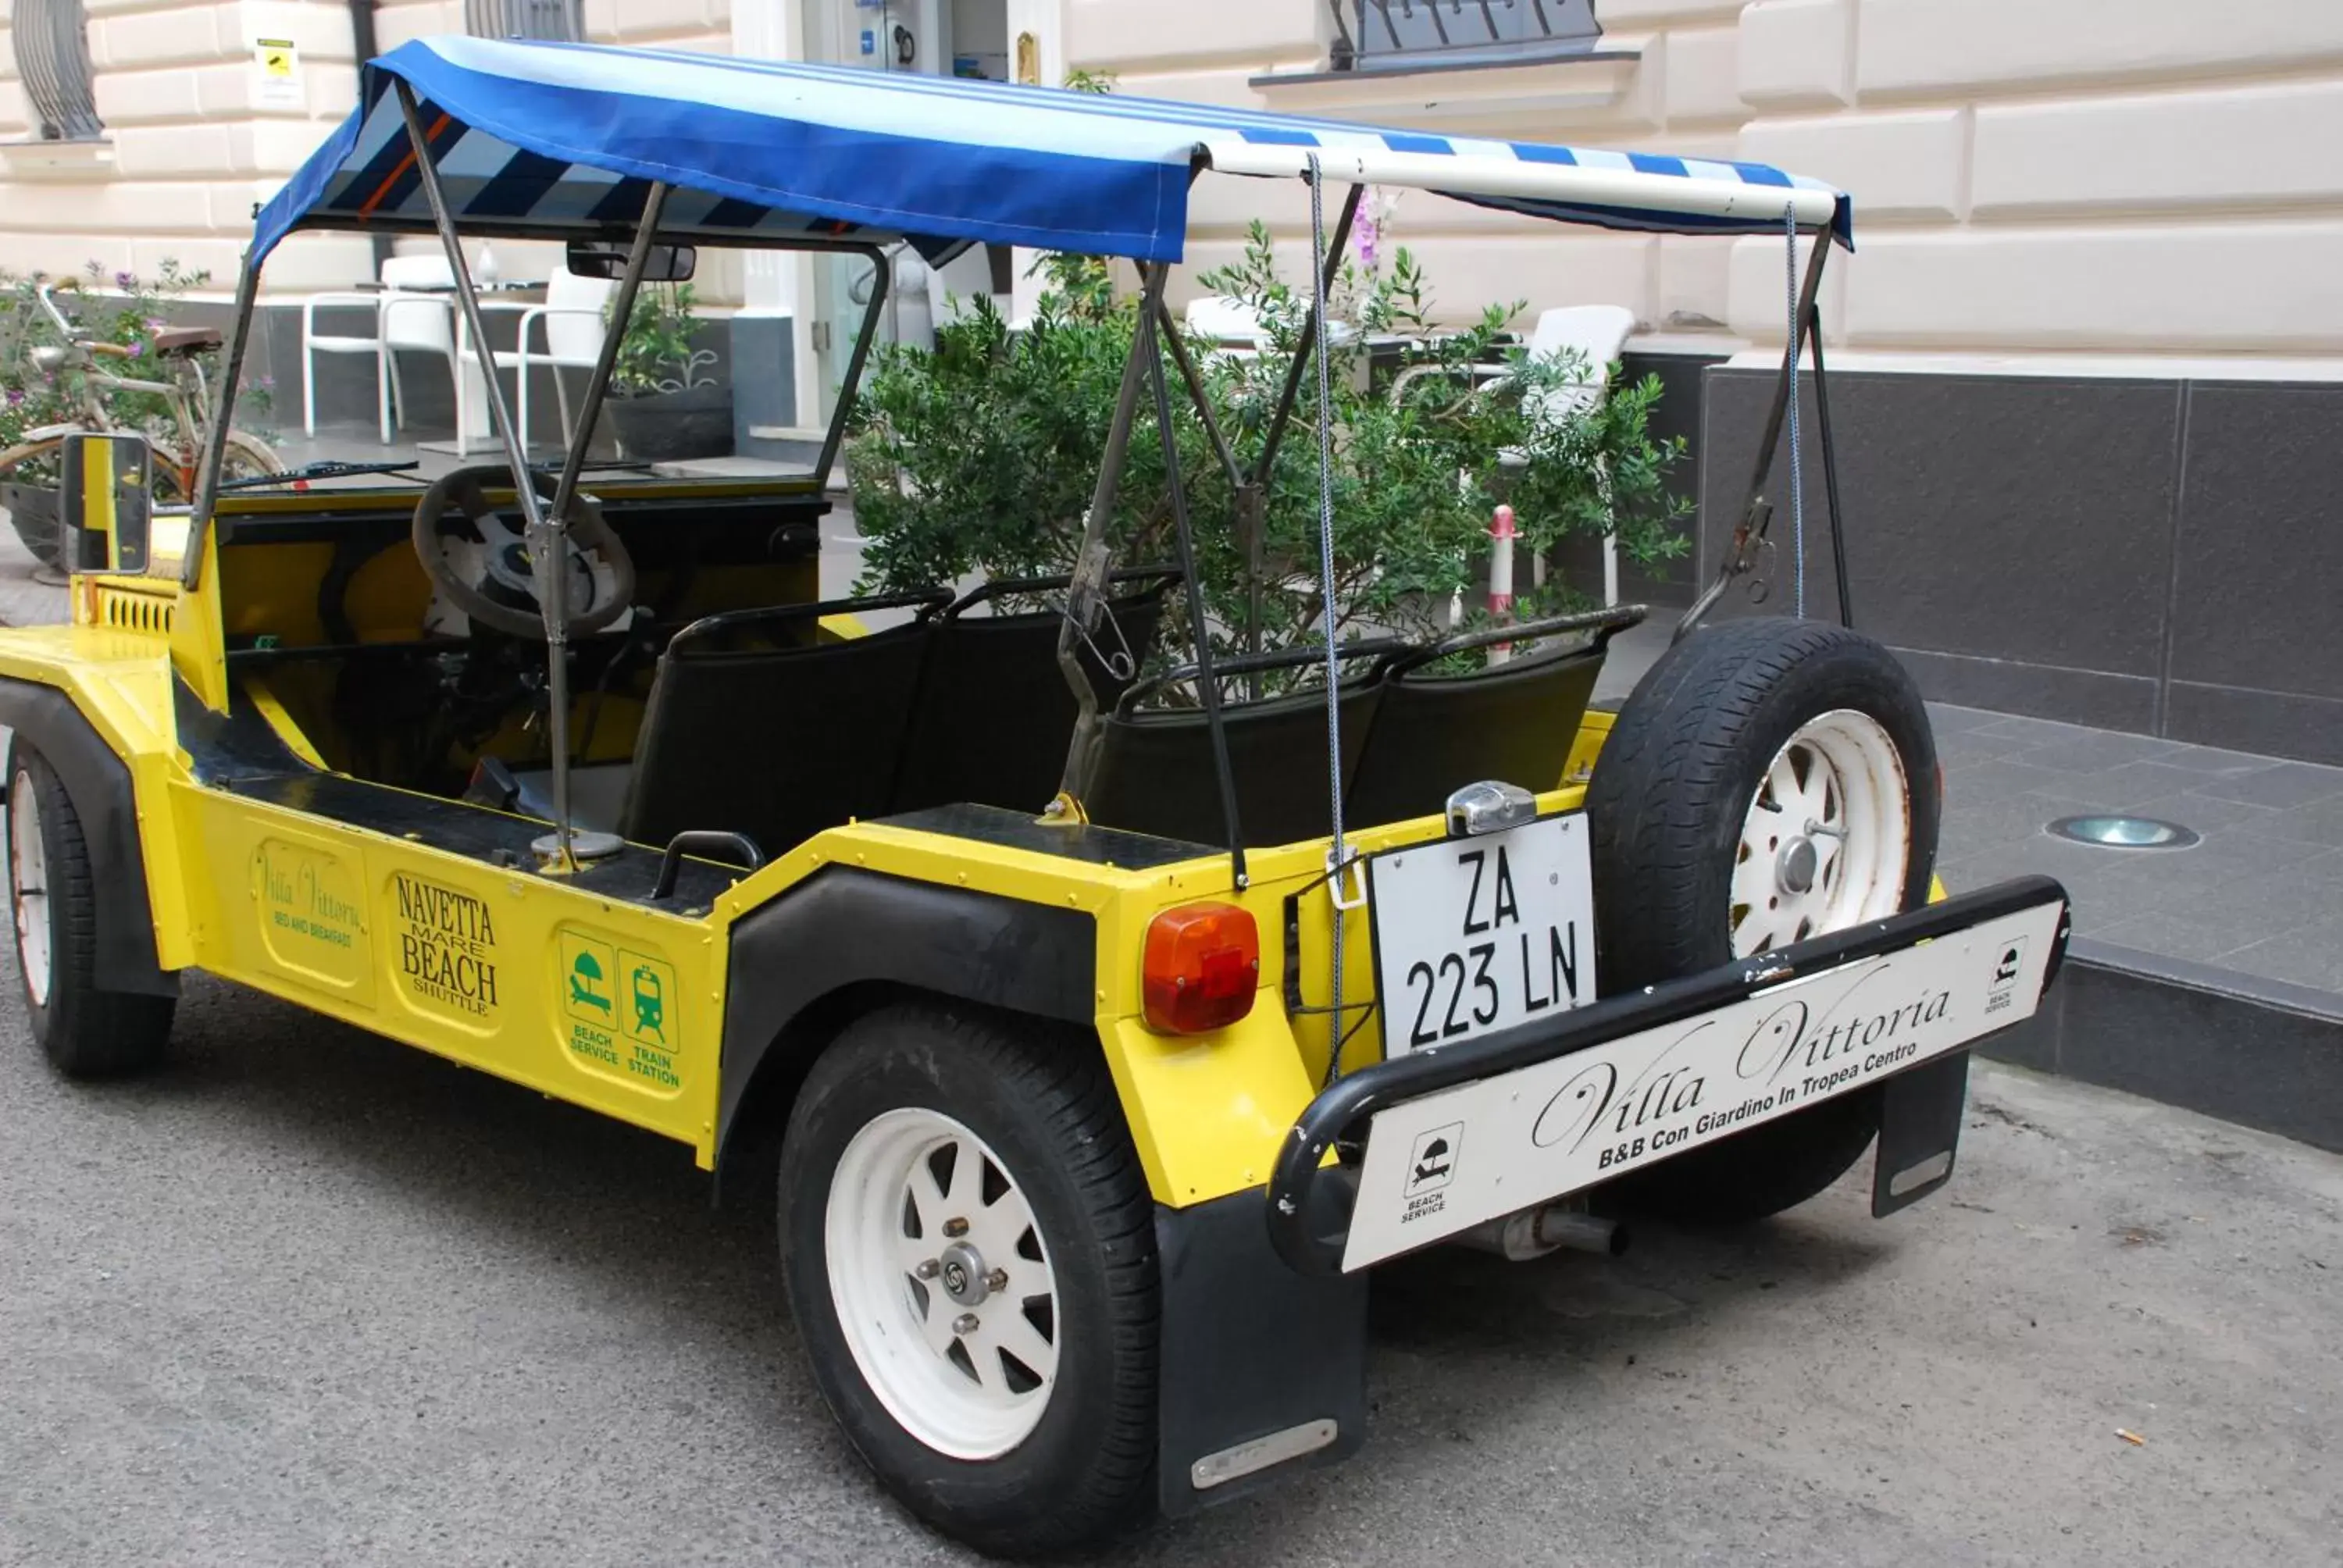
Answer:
254, 37, 1852, 266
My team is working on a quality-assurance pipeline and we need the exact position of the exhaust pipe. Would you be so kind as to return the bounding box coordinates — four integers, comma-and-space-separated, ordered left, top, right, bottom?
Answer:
1455, 1203, 1628, 1263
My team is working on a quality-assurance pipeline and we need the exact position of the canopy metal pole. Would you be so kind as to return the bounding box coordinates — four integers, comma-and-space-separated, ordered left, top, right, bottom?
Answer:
1240, 182, 1361, 687
178, 258, 259, 590
1051, 260, 1172, 813
812, 244, 892, 490
1674, 221, 1835, 642
1145, 315, 1249, 887
1156, 299, 1243, 494
548, 180, 669, 539
396, 80, 580, 871
1806, 298, 1853, 629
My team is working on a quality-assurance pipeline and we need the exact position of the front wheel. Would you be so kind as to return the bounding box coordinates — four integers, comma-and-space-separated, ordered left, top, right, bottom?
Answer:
779, 1005, 1158, 1556
7, 744, 174, 1076
1585, 617, 1939, 1224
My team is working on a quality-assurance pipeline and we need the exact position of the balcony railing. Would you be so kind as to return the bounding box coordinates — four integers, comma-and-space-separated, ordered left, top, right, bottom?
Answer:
465, 0, 584, 43
11, 0, 104, 141
1326, 0, 1606, 73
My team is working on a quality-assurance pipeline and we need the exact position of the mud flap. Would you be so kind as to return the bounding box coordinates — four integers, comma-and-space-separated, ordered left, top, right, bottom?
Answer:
1155, 1189, 1367, 1516
1872, 1049, 1969, 1217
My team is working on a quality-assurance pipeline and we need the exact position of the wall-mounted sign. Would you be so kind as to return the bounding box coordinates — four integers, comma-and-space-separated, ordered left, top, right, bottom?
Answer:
252, 37, 304, 110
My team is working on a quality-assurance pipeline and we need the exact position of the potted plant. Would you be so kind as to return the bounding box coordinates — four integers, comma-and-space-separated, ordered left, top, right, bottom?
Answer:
603, 280, 732, 462
846, 227, 1691, 675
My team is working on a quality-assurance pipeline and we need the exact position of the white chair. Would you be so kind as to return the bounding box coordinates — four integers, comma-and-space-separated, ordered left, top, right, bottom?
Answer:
458, 265, 614, 457
298, 255, 460, 442
1512, 305, 1636, 432
928, 245, 1009, 330
1183, 294, 1357, 358
1394, 305, 1638, 604
1508, 306, 1635, 604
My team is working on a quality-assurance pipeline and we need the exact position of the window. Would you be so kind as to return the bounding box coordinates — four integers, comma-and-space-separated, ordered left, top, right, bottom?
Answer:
465, 0, 584, 43
1327, 0, 1606, 73
10, 0, 102, 141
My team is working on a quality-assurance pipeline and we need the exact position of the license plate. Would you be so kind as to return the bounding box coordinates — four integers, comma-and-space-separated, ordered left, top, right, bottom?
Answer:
1366, 813, 1596, 1057
1339, 899, 2067, 1270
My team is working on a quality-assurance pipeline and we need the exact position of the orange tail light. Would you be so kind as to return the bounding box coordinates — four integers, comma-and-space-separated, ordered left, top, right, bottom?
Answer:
1142, 902, 1261, 1035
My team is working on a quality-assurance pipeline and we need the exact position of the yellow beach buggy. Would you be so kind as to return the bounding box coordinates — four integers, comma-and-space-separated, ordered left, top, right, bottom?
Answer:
0, 38, 2070, 1556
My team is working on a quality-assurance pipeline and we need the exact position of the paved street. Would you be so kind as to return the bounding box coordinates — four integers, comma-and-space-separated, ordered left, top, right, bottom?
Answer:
2, 970, 2338, 1567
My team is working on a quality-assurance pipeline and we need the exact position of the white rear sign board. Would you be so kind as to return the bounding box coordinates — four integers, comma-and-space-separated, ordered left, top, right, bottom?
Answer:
1342, 900, 2065, 1270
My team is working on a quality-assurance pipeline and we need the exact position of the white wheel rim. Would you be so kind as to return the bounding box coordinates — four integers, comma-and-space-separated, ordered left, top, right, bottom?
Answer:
825, 1107, 1060, 1459
1731, 709, 1910, 958
9, 775, 50, 1008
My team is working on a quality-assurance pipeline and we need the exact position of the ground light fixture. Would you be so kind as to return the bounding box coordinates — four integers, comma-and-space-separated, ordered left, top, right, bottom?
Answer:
2047, 814, 2201, 850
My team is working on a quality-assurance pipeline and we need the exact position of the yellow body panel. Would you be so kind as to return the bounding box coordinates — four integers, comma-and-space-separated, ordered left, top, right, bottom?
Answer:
169, 777, 726, 1154
0, 507, 1617, 1210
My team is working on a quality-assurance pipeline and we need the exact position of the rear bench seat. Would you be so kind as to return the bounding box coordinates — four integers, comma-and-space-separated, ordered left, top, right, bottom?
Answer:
621, 574, 1176, 860
619, 590, 950, 859
1083, 609, 1642, 847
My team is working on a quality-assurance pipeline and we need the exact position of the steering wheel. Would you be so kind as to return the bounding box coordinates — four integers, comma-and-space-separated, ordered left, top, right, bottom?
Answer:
412, 465, 638, 639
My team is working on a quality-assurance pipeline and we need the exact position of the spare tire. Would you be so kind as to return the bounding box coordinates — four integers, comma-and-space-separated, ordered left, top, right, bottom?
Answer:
1584, 616, 1940, 1224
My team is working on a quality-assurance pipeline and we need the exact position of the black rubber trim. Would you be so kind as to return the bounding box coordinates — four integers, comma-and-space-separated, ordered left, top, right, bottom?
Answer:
218, 770, 739, 908
1154, 1188, 1368, 1516
1872, 1049, 1970, 1217
715, 868, 1095, 1163
1266, 875, 2072, 1275
0, 679, 177, 997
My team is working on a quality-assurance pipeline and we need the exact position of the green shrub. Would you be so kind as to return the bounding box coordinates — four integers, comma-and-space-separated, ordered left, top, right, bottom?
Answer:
846, 223, 1690, 675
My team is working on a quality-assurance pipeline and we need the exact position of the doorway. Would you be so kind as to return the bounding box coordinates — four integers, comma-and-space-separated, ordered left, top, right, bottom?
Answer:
805, 0, 1010, 421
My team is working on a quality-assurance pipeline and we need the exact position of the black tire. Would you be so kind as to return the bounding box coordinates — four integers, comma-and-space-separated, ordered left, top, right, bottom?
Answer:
5, 745, 175, 1077
1585, 617, 1939, 1224
5, 481, 66, 571
779, 1003, 1159, 1556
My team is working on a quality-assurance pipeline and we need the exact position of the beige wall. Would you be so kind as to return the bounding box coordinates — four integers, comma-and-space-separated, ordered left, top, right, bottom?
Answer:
2, 0, 2338, 367
1072, 0, 2343, 367
0, 0, 734, 295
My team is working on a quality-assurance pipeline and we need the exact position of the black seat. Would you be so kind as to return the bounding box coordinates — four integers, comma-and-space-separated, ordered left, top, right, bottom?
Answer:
1345, 608, 1645, 825
1086, 642, 1400, 848
890, 568, 1179, 814
620, 590, 948, 857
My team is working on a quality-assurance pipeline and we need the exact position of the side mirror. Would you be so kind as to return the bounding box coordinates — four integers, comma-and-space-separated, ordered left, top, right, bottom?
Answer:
565, 240, 697, 283
58, 432, 153, 575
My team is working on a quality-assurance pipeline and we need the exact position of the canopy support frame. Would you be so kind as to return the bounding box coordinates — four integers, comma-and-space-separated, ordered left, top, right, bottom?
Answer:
1051, 261, 1172, 820
398, 78, 599, 872
179, 258, 260, 590
1806, 296, 1852, 629
1145, 298, 1250, 889
1675, 216, 1846, 641
1242, 184, 1362, 687
818, 246, 894, 490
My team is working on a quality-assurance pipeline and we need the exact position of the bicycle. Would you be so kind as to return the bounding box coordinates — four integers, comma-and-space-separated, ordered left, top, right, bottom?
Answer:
0, 282, 280, 568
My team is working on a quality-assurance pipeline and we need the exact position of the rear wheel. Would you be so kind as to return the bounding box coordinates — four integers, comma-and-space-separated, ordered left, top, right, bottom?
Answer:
1585, 617, 1938, 1224
779, 1004, 1158, 1556
7, 745, 174, 1077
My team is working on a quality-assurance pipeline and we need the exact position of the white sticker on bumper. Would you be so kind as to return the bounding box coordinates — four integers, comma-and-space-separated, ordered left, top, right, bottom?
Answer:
1340, 901, 2066, 1270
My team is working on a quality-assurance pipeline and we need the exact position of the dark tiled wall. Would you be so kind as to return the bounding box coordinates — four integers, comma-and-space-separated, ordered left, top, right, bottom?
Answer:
1692, 364, 2343, 767
1542, 349, 1717, 606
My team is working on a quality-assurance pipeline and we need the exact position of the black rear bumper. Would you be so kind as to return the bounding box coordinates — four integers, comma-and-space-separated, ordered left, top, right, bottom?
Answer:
1267, 875, 2073, 1275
